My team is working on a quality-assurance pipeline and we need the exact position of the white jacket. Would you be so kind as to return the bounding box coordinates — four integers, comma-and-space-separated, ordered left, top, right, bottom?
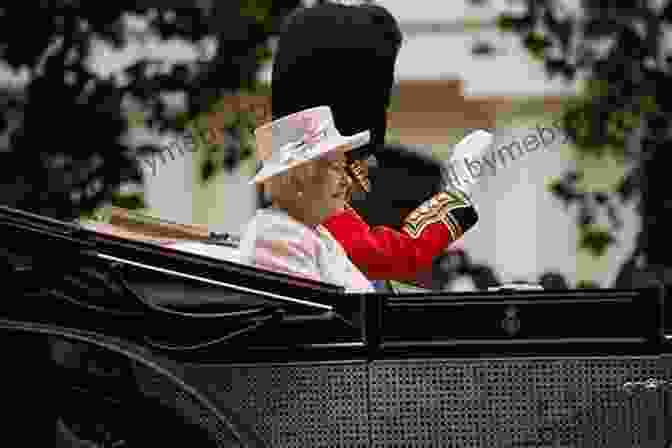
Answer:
239, 208, 374, 293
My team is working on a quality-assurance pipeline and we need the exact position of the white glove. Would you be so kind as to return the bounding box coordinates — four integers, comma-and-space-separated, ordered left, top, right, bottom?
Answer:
444, 130, 493, 195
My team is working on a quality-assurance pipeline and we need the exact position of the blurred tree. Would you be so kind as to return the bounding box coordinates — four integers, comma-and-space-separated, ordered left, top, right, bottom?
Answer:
468, 0, 672, 287
0, 0, 300, 219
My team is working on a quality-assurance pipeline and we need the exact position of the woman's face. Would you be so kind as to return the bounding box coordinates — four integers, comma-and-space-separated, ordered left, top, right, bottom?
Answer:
301, 152, 351, 224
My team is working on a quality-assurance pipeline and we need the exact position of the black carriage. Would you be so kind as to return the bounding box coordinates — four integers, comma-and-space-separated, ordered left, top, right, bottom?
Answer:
0, 205, 669, 447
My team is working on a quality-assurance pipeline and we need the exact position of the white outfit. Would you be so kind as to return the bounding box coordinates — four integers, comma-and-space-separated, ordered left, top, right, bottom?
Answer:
239, 208, 374, 293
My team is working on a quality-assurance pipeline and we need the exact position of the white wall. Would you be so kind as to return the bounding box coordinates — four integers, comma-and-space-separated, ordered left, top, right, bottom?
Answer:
393, 31, 578, 96
133, 129, 195, 224
377, 0, 582, 22
191, 157, 258, 235
384, 0, 581, 96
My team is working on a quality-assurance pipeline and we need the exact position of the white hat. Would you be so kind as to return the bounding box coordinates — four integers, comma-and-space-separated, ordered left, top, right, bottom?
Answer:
250, 106, 370, 184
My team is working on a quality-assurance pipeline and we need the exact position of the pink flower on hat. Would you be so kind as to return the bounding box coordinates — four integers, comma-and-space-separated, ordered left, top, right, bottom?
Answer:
250, 105, 371, 184
291, 114, 326, 145
278, 115, 328, 164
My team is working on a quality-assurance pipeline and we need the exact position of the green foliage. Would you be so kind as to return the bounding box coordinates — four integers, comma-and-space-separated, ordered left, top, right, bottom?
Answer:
582, 79, 609, 98
462, 17, 487, 31
80, 191, 146, 221
185, 93, 259, 184
240, 0, 272, 24
579, 226, 616, 257
576, 280, 600, 289
523, 32, 551, 61
0, 1, 301, 220
476, 0, 671, 271
497, 14, 534, 34
110, 191, 147, 210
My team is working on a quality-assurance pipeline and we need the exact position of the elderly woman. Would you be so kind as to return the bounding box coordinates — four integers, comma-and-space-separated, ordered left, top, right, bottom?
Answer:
238, 106, 375, 293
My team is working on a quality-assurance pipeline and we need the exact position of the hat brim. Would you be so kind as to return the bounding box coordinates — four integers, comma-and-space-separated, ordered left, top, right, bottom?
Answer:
250, 130, 370, 185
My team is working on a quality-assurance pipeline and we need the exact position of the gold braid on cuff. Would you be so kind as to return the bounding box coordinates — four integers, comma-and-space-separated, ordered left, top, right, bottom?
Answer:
402, 190, 472, 239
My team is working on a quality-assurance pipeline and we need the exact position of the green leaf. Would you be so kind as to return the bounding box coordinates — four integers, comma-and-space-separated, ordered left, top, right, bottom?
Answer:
256, 44, 273, 64
200, 158, 216, 184
110, 191, 146, 210
497, 14, 534, 33
639, 95, 658, 114
497, 14, 515, 32
582, 79, 610, 98
523, 32, 551, 60
240, 0, 271, 23
576, 280, 600, 288
462, 17, 486, 31
579, 227, 616, 257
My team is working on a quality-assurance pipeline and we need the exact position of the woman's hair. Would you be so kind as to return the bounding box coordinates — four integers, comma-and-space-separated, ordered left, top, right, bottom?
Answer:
271, 2, 403, 160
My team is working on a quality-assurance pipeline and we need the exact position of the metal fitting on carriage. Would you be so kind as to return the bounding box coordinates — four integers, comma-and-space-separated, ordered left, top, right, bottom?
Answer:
622, 378, 670, 393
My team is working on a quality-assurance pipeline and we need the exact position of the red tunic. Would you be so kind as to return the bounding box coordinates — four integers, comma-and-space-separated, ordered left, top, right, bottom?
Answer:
322, 189, 477, 281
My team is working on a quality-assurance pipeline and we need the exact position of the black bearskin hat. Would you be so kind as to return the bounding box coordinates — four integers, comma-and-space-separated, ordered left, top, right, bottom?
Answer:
271, 1, 403, 160
269, 3, 455, 232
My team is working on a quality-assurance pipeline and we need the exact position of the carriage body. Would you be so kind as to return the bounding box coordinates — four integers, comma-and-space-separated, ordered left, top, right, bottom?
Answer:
0, 205, 669, 447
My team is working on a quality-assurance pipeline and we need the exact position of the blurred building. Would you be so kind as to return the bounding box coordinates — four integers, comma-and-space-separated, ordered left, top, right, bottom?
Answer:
0, 1, 636, 288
